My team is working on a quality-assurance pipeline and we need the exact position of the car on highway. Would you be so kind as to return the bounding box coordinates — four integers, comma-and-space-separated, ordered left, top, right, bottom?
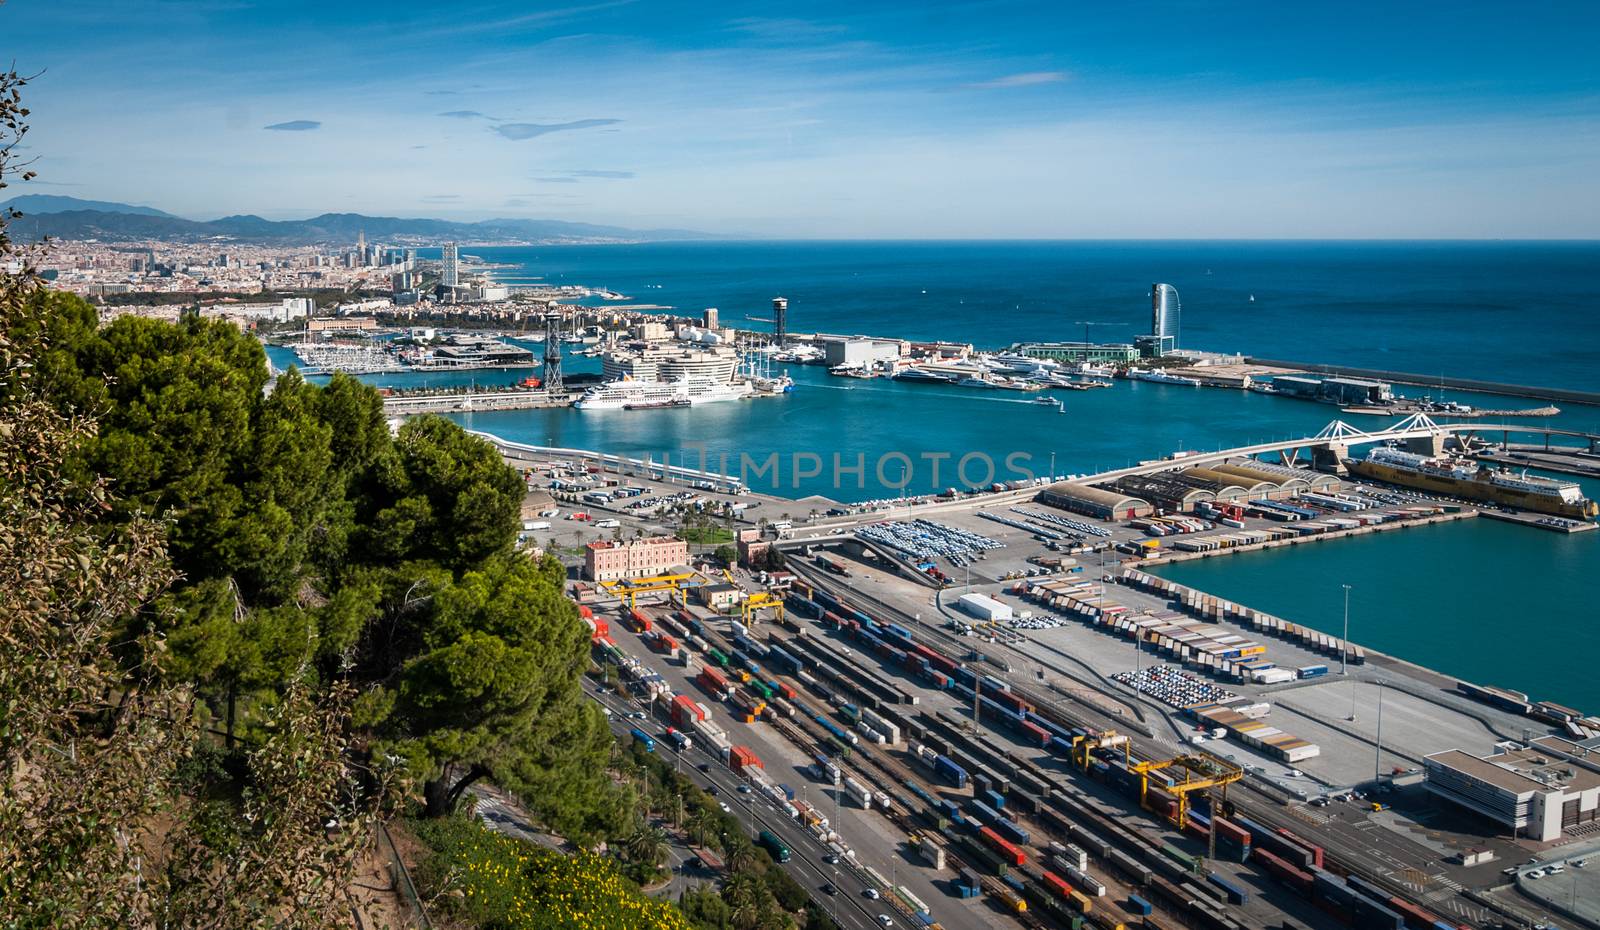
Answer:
876, 916, 893, 927
1526, 870, 1543, 880
718, 802, 731, 813
823, 854, 840, 864
1370, 802, 1390, 812
862, 889, 879, 899
820, 883, 836, 895
737, 784, 752, 794
698, 762, 711, 772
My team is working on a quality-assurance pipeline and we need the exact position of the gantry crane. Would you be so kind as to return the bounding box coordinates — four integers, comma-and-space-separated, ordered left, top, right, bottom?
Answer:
1070, 730, 1131, 771
738, 591, 786, 624
599, 572, 703, 609
1130, 755, 1244, 831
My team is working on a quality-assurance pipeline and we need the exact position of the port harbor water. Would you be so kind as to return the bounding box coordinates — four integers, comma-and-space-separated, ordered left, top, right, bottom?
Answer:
265, 241, 1600, 930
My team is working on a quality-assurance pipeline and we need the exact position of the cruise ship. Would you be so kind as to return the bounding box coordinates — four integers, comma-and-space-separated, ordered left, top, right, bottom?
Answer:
574, 377, 752, 410
1347, 446, 1599, 519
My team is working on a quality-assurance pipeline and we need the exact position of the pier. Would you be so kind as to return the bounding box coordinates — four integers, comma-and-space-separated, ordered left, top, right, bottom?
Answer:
383, 388, 576, 415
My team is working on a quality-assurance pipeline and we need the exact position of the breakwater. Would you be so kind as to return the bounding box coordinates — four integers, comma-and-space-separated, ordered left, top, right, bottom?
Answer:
1251, 357, 1600, 407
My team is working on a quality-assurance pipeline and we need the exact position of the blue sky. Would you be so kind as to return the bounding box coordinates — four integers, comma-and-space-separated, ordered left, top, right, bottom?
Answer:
7, 0, 1598, 237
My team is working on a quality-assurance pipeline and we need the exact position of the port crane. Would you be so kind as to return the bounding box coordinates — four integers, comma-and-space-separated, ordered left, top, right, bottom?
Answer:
1129, 754, 1244, 831
599, 572, 704, 609
1069, 730, 1132, 771
738, 591, 787, 625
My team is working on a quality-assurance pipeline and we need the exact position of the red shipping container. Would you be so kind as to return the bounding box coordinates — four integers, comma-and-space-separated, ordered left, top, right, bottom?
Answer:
1276, 828, 1325, 869
1040, 870, 1074, 900
1252, 848, 1313, 895
1213, 817, 1252, 847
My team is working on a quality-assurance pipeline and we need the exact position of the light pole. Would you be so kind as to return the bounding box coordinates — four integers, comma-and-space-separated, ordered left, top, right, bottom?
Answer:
1374, 681, 1386, 786
1343, 583, 1357, 722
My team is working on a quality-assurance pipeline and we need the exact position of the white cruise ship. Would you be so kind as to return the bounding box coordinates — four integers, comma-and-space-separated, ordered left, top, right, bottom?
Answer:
575, 376, 752, 410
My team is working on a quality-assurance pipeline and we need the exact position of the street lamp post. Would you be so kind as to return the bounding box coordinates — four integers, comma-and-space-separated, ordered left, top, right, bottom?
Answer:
1374, 681, 1386, 786
1343, 583, 1358, 722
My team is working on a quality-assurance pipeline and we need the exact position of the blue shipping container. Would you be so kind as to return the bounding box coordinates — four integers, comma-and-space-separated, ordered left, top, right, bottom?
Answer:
1126, 895, 1153, 916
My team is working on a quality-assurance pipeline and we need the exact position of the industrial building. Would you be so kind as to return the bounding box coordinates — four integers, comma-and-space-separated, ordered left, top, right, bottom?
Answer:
820, 336, 902, 369
957, 592, 1013, 623
583, 536, 690, 582
1036, 482, 1152, 520
1212, 458, 1343, 494
1107, 474, 1216, 513
1163, 470, 1253, 504
1180, 466, 1277, 499
1424, 740, 1600, 842
1268, 375, 1393, 406
695, 582, 742, 611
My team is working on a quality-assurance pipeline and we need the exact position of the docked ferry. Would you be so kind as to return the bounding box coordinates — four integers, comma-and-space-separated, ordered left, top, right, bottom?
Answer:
575, 377, 752, 410
1347, 446, 1598, 519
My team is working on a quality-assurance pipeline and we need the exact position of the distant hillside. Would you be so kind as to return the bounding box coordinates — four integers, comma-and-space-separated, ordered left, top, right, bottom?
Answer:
1, 194, 176, 217
1, 199, 717, 244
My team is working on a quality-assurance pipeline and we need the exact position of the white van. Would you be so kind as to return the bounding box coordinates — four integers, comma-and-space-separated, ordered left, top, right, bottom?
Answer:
594, 518, 621, 529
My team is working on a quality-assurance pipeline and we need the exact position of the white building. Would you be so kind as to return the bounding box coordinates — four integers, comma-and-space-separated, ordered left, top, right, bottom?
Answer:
957, 592, 1013, 623
820, 336, 902, 369
1424, 737, 1600, 841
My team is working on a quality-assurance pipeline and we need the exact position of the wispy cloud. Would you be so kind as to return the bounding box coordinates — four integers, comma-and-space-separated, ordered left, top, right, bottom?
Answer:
421, 194, 461, 202
424, 90, 459, 96
263, 119, 321, 131
533, 177, 581, 184
439, 110, 496, 120
727, 17, 847, 42
410, 144, 428, 150
494, 119, 621, 140
569, 169, 634, 178
967, 71, 1068, 90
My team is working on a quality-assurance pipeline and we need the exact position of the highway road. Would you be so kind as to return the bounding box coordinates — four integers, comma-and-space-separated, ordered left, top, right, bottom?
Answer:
584, 679, 921, 930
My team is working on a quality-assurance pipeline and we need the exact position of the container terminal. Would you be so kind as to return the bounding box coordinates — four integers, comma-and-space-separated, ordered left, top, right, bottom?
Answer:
500, 407, 1600, 930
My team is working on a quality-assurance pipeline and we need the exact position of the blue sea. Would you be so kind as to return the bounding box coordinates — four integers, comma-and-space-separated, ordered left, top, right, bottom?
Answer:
267, 241, 1600, 710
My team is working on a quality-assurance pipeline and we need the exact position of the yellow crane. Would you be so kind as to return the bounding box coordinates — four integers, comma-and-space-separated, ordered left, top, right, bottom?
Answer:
738, 591, 786, 624
1130, 755, 1243, 830
599, 571, 703, 610
1070, 730, 1131, 771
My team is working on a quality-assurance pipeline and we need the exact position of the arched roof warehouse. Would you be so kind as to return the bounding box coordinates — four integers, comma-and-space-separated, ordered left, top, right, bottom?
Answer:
1036, 482, 1152, 520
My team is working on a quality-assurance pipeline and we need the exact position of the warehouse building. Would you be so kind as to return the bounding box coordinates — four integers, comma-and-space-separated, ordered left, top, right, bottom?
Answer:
1424, 741, 1600, 842
1181, 466, 1277, 500
1164, 470, 1253, 504
1107, 474, 1216, 513
1212, 459, 1343, 494
1036, 482, 1152, 520
957, 592, 1013, 623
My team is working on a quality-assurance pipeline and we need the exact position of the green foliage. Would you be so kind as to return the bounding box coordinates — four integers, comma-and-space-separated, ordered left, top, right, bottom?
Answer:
356, 415, 523, 572
411, 815, 697, 930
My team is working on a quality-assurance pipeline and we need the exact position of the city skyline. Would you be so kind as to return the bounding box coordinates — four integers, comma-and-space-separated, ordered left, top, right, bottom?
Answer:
6, 0, 1599, 238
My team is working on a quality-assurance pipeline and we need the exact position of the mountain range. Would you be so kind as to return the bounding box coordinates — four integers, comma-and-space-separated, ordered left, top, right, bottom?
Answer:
1, 195, 716, 244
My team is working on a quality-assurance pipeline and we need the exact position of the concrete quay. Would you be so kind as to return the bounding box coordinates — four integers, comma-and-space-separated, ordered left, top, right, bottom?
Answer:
383, 388, 577, 414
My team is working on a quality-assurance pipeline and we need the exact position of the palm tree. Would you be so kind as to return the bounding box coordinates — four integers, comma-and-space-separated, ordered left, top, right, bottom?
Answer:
686, 810, 720, 849
724, 872, 764, 929
626, 825, 669, 867
725, 833, 762, 874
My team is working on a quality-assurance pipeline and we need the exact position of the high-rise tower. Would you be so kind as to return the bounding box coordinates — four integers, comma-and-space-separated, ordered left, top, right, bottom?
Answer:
442, 242, 459, 289
1150, 283, 1180, 354
772, 296, 788, 347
